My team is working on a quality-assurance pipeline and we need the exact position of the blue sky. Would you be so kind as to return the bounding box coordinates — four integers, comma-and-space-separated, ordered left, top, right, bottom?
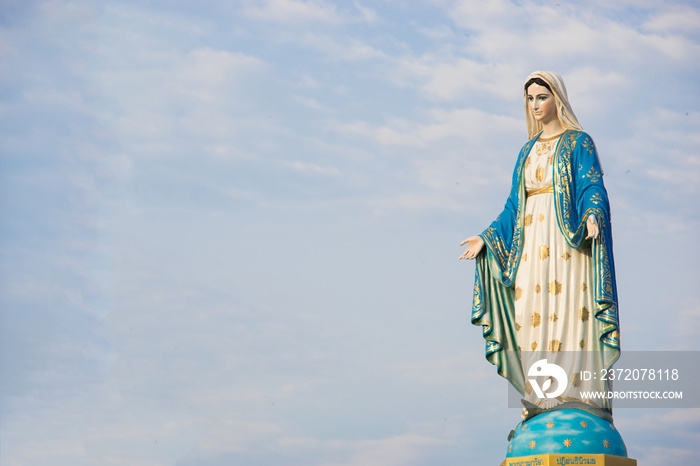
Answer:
1, 0, 699, 464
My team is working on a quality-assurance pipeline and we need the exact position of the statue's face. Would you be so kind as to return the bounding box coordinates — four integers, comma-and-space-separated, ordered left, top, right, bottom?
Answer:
527, 83, 557, 125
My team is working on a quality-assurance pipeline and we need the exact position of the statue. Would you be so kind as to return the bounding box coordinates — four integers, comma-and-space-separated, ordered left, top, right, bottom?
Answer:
459, 72, 633, 463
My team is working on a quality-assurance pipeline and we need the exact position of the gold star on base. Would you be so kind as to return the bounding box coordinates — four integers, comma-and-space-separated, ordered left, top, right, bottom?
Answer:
522, 424, 528, 431
546, 422, 554, 429
529, 440, 536, 449
603, 440, 610, 448
563, 439, 572, 447
580, 421, 588, 428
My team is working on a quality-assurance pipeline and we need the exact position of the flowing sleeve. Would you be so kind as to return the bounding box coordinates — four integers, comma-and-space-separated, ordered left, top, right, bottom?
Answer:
555, 131, 620, 367
478, 138, 536, 286
470, 138, 536, 394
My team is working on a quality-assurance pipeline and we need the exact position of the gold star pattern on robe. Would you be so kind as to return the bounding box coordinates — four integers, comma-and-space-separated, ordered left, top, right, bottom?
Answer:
535, 166, 545, 182
587, 167, 602, 183
581, 282, 588, 292
550, 313, 558, 322
524, 157, 532, 169
532, 312, 541, 328
538, 213, 545, 222
549, 280, 562, 295
580, 307, 590, 322
522, 253, 528, 262
563, 439, 572, 447
548, 155, 554, 165
579, 339, 585, 349
540, 245, 549, 260
524, 214, 533, 227
515, 286, 524, 301
571, 372, 581, 388
516, 322, 522, 331
562, 251, 571, 261
535, 284, 541, 293
530, 341, 538, 351
536, 142, 552, 156
549, 339, 562, 353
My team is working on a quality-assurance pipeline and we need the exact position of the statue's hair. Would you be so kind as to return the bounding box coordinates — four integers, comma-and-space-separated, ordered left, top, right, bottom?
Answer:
524, 77, 552, 93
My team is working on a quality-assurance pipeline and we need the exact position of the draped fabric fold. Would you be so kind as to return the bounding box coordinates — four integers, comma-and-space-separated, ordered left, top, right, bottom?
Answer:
470, 129, 620, 396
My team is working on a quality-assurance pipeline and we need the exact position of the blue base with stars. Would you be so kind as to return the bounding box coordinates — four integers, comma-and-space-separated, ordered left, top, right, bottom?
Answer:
506, 409, 627, 457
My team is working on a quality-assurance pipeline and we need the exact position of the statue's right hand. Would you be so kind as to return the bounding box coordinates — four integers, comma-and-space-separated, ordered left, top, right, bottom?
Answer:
459, 236, 484, 260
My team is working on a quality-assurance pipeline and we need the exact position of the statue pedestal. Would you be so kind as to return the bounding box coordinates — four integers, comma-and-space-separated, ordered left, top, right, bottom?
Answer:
503, 408, 635, 465
504, 453, 636, 465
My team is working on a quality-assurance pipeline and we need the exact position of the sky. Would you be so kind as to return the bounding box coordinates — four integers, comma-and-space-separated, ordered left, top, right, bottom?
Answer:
0, 0, 699, 464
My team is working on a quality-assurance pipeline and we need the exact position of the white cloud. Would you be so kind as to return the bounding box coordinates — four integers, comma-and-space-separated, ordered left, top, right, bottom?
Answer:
173, 48, 265, 102
330, 108, 521, 148
286, 160, 340, 176
446, 0, 700, 69
196, 419, 283, 453
337, 434, 447, 466
643, 6, 700, 34
395, 351, 488, 385
290, 93, 327, 110
242, 0, 343, 24
289, 30, 388, 60
354, 1, 379, 24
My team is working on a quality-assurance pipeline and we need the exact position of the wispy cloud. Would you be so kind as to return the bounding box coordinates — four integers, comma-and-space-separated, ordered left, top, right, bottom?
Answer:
1, 1, 699, 465
241, 0, 344, 24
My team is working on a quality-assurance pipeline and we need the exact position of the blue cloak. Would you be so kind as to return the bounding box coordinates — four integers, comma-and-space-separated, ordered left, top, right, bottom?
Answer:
471, 130, 620, 394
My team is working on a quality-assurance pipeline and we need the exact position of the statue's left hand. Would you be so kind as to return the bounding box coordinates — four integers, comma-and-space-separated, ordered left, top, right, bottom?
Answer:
585, 215, 599, 239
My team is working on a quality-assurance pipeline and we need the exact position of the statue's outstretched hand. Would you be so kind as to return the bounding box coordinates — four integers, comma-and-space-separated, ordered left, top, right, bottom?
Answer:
585, 215, 599, 239
459, 236, 484, 260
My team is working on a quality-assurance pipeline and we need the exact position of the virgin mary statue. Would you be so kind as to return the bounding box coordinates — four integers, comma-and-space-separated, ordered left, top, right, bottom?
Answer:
460, 71, 620, 413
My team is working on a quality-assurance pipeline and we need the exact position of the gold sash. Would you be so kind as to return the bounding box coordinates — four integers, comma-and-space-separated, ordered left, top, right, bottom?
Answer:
526, 186, 554, 197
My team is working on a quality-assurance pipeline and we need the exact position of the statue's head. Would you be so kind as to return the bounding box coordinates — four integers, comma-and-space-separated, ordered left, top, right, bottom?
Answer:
523, 71, 583, 139
525, 78, 558, 127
